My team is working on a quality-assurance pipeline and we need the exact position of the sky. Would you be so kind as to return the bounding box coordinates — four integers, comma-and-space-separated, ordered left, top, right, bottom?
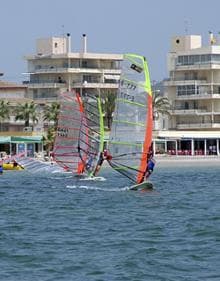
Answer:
1, 0, 220, 83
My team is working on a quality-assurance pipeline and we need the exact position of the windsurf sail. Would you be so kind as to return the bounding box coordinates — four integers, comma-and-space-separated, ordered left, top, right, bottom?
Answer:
53, 91, 88, 173
78, 93, 104, 176
107, 53, 153, 184
13, 156, 64, 173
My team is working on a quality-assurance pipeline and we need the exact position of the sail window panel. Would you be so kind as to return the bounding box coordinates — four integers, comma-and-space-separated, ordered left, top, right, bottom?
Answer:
116, 100, 147, 124
111, 123, 145, 141
83, 97, 100, 130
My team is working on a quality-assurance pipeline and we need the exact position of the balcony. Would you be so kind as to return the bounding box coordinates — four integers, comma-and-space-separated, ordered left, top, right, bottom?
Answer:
176, 122, 220, 129
73, 81, 118, 89
24, 81, 66, 88
174, 63, 220, 71
164, 78, 207, 86
28, 66, 121, 75
171, 106, 209, 115
175, 92, 220, 100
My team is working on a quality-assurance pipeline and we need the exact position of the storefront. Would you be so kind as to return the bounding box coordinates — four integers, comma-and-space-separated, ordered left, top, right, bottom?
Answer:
153, 131, 220, 156
0, 136, 43, 157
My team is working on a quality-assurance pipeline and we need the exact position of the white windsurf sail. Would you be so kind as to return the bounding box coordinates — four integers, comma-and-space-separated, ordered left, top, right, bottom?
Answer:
107, 53, 153, 184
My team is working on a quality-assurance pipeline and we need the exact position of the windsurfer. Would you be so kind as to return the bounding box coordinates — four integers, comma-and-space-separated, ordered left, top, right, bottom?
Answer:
77, 161, 85, 174
0, 163, 3, 174
86, 155, 94, 171
93, 149, 112, 176
145, 156, 155, 179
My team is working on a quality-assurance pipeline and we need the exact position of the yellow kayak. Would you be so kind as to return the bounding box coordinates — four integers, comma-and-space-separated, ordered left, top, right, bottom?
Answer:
3, 163, 24, 171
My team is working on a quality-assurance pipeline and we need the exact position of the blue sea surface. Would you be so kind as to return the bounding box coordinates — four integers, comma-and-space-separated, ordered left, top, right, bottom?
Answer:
0, 163, 220, 281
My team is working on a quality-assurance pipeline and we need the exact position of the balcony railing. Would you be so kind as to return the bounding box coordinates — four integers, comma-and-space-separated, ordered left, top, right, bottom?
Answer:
176, 122, 220, 129
73, 82, 118, 89
164, 79, 207, 86
175, 92, 220, 100
166, 77, 207, 81
24, 82, 66, 88
28, 66, 121, 73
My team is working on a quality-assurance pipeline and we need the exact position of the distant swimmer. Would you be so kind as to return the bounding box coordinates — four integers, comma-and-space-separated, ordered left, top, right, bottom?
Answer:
0, 164, 3, 174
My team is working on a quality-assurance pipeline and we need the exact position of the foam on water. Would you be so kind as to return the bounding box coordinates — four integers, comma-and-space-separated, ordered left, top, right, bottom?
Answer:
79, 176, 106, 181
66, 184, 129, 192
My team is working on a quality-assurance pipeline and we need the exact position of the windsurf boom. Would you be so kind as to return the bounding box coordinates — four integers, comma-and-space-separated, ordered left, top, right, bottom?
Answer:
107, 53, 153, 184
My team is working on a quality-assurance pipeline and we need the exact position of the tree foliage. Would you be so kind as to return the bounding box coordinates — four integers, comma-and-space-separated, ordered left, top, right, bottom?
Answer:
152, 91, 171, 120
15, 102, 38, 127
43, 126, 56, 154
43, 102, 60, 129
101, 92, 116, 130
0, 100, 10, 121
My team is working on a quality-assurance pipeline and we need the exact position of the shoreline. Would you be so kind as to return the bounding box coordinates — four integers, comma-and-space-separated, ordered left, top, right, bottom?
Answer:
101, 155, 220, 169
154, 155, 220, 166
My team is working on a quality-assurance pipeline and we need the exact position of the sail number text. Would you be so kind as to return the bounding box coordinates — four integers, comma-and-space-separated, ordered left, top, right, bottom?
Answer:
120, 91, 134, 101
57, 127, 69, 137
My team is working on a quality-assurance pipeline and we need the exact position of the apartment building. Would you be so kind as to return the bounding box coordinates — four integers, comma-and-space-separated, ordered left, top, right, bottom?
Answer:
0, 79, 29, 132
0, 78, 43, 156
24, 34, 122, 104
156, 34, 220, 155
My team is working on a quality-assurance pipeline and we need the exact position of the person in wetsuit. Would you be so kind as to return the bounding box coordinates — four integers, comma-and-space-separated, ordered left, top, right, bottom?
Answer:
145, 156, 156, 179
93, 149, 112, 176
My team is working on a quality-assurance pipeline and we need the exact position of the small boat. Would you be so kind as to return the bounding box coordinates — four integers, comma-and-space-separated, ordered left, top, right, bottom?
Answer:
2, 162, 24, 171
107, 53, 154, 190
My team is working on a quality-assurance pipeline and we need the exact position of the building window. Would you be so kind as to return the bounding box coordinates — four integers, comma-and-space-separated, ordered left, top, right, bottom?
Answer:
54, 42, 58, 48
82, 61, 88, 68
177, 54, 219, 66
83, 75, 92, 83
177, 85, 197, 96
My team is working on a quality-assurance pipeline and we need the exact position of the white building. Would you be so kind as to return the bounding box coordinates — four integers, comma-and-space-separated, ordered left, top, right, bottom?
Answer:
0, 79, 29, 132
155, 33, 220, 156
24, 34, 122, 104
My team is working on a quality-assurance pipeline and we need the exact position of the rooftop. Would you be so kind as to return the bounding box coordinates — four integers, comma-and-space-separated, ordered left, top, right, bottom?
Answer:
0, 81, 27, 89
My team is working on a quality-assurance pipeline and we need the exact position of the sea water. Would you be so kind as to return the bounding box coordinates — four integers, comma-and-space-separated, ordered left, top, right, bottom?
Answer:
0, 163, 220, 281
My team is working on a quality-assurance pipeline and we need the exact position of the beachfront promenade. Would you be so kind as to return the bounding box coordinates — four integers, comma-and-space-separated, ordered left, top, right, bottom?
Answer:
155, 154, 220, 166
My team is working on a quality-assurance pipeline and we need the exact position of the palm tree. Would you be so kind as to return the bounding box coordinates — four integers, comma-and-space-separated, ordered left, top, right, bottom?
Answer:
0, 100, 10, 131
43, 102, 60, 155
43, 126, 56, 155
152, 91, 171, 120
15, 102, 38, 128
43, 102, 60, 130
101, 92, 116, 130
